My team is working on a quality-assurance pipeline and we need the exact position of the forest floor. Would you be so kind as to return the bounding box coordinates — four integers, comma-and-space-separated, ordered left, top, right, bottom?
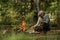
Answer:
0, 30, 60, 40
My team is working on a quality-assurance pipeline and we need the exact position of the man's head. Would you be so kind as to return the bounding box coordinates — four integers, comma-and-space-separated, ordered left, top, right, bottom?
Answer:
38, 10, 45, 17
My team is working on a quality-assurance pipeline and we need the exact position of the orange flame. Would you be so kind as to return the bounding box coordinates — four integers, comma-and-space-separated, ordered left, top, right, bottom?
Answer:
20, 21, 27, 31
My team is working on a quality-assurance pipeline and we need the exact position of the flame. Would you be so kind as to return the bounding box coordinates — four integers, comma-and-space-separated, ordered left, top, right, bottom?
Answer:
20, 21, 27, 31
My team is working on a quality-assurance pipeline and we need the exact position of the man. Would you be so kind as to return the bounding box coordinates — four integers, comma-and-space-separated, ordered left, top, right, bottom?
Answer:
31, 10, 50, 33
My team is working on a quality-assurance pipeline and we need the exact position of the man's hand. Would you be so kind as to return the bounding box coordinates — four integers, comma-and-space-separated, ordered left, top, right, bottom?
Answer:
43, 21, 48, 23
30, 26, 35, 30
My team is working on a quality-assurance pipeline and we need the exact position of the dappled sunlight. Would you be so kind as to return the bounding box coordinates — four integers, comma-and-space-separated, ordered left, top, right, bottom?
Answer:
49, 13, 56, 22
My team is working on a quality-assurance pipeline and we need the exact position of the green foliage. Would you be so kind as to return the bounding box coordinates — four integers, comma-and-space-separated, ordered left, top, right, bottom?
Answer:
0, 0, 60, 40
0, 0, 60, 29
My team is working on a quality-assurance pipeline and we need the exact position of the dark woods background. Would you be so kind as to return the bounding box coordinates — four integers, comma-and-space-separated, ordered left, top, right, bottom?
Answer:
0, 0, 60, 30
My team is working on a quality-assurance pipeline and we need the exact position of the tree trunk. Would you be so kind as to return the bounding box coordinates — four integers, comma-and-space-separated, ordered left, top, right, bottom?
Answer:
30, 0, 34, 11
37, 0, 40, 12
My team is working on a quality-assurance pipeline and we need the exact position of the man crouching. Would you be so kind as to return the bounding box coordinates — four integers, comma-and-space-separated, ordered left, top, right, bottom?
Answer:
31, 10, 50, 34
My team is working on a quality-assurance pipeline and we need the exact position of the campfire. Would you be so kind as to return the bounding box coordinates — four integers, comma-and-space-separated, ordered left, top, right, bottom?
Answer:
20, 20, 27, 31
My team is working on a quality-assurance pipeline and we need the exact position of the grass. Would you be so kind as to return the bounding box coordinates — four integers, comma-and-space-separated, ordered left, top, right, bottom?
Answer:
0, 30, 60, 40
